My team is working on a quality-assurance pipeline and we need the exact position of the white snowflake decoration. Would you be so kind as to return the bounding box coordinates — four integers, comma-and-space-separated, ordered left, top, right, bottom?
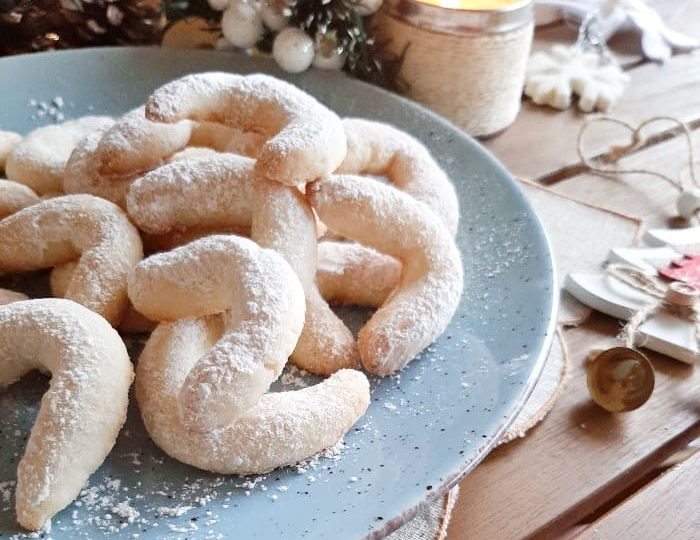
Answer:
525, 44, 629, 112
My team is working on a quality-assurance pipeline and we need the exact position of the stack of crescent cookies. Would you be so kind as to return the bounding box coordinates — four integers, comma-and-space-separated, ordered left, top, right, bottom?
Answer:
0, 72, 463, 531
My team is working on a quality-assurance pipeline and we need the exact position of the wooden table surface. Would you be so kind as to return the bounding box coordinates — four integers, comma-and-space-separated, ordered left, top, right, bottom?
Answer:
446, 5, 700, 539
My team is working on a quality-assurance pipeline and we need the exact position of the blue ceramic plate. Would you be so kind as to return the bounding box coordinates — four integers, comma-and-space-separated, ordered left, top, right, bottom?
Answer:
0, 47, 556, 539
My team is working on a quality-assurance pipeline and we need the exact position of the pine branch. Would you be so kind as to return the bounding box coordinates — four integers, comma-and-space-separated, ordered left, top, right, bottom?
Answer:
288, 0, 403, 90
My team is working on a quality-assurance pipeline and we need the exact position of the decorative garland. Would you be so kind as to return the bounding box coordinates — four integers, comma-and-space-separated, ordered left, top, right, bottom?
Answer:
171, 0, 404, 90
0, 0, 403, 90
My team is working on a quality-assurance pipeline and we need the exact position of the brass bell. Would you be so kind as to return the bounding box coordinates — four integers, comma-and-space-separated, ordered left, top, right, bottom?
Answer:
586, 347, 655, 412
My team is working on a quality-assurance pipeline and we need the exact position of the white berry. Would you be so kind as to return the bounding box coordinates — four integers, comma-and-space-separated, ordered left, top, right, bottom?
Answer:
208, 0, 231, 11
222, 0, 264, 49
677, 189, 700, 219
273, 28, 314, 73
261, 0, 289, 31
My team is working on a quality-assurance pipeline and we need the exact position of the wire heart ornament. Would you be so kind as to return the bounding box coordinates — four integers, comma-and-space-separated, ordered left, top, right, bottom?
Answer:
577, 115, 700, 220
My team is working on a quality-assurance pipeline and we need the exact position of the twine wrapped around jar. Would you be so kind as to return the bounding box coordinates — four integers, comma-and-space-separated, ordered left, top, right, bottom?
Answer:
374, 0, 533, 137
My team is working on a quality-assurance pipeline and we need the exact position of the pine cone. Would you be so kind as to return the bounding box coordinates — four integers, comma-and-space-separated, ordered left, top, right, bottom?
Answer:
0, 0, 166, 56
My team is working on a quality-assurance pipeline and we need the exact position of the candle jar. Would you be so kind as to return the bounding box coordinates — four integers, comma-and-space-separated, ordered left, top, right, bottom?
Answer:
373, 0, 533, 137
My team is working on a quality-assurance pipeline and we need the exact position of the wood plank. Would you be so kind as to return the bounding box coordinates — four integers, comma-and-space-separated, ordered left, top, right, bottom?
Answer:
483, 51, 700, 181
577, 446, 700, 539
552, 126, 700, 228
446, 312, 700, 540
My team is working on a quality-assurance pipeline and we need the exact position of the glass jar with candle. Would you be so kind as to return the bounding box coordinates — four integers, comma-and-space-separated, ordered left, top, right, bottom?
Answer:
374, 0, 533, 137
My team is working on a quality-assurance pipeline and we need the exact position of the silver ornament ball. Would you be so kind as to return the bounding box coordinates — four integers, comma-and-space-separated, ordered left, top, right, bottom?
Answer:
221, 0, 264, 49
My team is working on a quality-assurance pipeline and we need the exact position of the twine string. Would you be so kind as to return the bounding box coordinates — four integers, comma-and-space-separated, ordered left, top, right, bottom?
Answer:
605, 263, 700, 350
577, 116, 699, 192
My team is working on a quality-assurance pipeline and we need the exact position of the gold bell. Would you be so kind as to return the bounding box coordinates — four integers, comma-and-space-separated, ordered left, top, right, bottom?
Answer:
586, 347, 655, 412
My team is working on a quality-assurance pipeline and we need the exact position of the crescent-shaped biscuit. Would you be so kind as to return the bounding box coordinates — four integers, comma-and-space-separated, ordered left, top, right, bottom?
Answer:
0, 194, 143, 326
251, 178, 360, 375
145, 72, 346, 186
6, 116, 114, 195
337, 118, 460, 236
187, 121, 265, 157
130, 235, 370, 472
0, 130, 22, 171
129, 235, 306, 430
126, 154, 257, 235
49, 261, 155, 333
308, 175, 464, 376
317, 241, 401, 309
0, 179, 40, 219
64, 107, 192, 207
0, 298, 133, 531
94, 106, 192, 177
0, 288, 29, 305
136, 316, 370, 474
63, 127, 135, 206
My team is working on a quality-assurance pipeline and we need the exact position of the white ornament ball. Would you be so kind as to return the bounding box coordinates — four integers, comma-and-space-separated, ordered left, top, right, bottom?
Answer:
208, 0, 231, 11
222, 0, 264, 49
261, 0, 289, 31
677, 188, 700, 219
273, 28, 314, 73
355, 0, 383, 16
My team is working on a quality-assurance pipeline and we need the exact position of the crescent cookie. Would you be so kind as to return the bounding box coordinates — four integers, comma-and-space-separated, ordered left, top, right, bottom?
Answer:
0, 130, 22, 171
317, 241, 401, 309
126, 154, 257, 235
0, 194, 143, 326
94, 106, 192, 177
63, 107, 191, 207
252, 178, 360, 375
6, 116, 114, 195
130, 235, 369, 472
0, 288, 29, 305
0, 179, 40, 219
0, 298, 133, 531
337, 118, 459, 236
64, 127, 134, 206
129, 235, 305, 429
308, 175, 464, 376
50, 261, 155, 333
145, 72, 346, 186
187, 121, 265, 157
